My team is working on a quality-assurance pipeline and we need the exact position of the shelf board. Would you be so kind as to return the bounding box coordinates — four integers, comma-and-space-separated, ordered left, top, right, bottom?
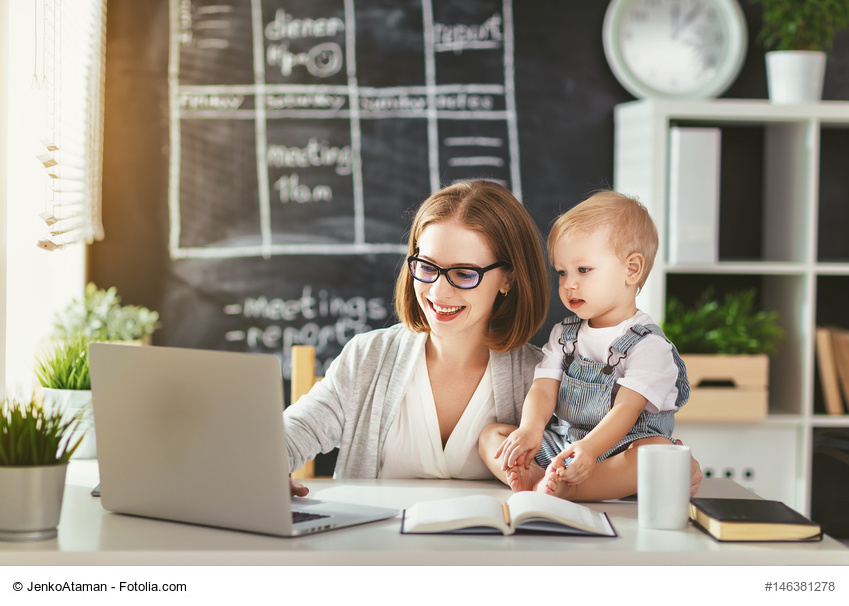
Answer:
665, 262, 807, 275
620, 98, 849, 125
810, 415, 849, 428
815, 263, 849, 275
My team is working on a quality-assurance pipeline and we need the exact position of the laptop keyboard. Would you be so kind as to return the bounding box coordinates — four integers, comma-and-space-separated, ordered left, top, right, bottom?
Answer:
292, 510, 331, 524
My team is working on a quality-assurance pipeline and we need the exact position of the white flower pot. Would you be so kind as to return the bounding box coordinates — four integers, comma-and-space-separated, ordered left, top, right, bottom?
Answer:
0, 464, 68, 541
41, 388, 96, 459
766, 50, 826, 104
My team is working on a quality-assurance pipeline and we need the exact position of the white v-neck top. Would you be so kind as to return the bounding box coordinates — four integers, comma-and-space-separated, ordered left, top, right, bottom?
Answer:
379, 348, 497, 480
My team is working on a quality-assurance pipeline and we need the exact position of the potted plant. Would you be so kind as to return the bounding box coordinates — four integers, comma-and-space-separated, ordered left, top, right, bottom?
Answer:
34, 336, 96, 459
52, 282, 159, 343
0, 395, 84, 541
750, 0, 849, 103
663, 288, 786, 422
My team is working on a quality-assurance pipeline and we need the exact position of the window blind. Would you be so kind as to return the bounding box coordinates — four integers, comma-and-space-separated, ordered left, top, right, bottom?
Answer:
35, 0, 107, 251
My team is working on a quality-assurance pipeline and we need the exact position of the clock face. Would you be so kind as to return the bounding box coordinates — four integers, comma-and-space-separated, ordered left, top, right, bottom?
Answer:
603, 0, 747, 99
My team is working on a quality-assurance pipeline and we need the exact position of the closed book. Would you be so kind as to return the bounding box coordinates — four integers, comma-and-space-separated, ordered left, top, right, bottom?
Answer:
690, 498, 822, 542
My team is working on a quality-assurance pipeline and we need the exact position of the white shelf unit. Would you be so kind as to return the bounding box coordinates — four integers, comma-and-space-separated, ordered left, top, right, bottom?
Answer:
613, 99, 849, 515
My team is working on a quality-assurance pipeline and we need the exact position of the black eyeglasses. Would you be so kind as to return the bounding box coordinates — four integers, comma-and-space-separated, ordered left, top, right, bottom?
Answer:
407, 256, 509, 289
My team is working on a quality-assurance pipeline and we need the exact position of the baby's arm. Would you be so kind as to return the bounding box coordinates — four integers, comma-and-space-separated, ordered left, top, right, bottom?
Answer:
496, 378, 559, 470
551, 385, 647, 484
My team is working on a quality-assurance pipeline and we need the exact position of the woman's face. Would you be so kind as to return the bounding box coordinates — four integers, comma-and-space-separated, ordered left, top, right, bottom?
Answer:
413, 220, 511, 343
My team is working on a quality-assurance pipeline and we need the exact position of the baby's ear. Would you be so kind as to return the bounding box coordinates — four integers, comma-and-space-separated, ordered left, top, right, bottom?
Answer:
624, 253, 644, 286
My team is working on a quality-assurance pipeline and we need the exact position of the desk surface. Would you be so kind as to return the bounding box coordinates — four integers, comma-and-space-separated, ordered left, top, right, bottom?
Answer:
1, 461, 847, 566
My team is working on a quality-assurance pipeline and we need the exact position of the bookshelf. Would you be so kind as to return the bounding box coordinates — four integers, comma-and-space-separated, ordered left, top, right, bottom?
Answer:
613, 99, 849, 518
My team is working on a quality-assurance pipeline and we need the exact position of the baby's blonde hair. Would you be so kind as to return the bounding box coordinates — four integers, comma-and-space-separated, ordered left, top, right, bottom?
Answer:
549, 190, 658, 289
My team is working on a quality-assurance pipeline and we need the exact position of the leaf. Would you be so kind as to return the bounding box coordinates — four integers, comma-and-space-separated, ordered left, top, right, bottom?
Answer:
662, 288, 786, 355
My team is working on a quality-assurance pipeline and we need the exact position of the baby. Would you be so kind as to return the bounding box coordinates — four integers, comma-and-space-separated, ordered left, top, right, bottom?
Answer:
479, 190, 690, 500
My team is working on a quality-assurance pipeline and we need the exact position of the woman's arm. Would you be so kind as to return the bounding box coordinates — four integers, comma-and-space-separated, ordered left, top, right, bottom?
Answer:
496, 377, 559, 468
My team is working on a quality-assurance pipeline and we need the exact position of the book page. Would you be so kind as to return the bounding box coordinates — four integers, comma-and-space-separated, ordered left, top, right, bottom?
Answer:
507, 491, 615, 536
402, 494, 508, 534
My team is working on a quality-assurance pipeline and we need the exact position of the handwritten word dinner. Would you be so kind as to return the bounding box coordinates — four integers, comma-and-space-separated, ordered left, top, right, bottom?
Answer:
265, 10, 345, 77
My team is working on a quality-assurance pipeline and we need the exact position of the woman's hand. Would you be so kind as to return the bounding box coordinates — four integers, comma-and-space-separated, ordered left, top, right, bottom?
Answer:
680, 441, 703, 496
289, 477, 309, 497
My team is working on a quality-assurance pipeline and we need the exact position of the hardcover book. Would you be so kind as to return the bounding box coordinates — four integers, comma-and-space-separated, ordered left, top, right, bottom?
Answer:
689, 498, 822, 542
400, 491, 617, 537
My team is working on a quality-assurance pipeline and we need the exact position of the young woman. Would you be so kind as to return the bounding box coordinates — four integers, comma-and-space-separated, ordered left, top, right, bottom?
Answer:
284, 179, 549, 483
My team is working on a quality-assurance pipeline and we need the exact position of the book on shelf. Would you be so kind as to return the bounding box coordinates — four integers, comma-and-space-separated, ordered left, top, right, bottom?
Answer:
815, 326, 849, 414
830, 327, 849, 413
400, 491, 617, 537
667, 126, 721, 265
689, 498, 822, 542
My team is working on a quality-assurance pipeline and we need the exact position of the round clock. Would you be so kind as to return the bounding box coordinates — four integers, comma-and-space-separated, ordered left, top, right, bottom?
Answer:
602, 0, 748, 99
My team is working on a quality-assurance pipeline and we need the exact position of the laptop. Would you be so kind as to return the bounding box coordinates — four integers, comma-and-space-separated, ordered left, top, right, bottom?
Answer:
89, 342, 398, 537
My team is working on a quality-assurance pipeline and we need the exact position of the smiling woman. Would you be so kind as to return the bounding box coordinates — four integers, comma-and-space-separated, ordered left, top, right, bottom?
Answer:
283, 180, 549, 484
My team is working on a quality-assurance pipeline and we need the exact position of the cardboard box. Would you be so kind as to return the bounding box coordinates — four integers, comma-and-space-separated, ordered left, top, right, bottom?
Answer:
678, 354, 769, 422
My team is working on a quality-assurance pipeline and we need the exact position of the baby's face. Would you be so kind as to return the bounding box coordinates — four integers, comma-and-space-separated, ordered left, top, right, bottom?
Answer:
551, 229, 638, 328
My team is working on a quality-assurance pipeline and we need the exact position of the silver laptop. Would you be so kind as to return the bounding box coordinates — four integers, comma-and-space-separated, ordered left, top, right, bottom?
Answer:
89, 342, 398, 537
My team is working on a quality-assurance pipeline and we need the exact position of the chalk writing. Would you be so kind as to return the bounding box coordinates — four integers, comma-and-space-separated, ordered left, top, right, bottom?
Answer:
224, 287, 389, 361
179, 93, 245, 111
266, 41, 345, 77
264, 9, 345, 40
434, 14, 504, 53
273, 174, 333, 204
170, 0, 522, 260
266, 138, 353, 175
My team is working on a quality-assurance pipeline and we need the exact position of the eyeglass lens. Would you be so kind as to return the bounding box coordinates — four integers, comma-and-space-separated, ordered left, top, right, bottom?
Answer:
409, 259, 482, 288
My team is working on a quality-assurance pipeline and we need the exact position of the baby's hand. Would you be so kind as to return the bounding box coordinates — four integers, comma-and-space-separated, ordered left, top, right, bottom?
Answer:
552, 442, 596, 485
494, 427, 541, 471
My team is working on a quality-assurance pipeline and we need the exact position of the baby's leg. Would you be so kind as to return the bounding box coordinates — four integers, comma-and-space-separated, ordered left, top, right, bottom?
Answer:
505, 456, 545, 492
478, 423, 517, 486
536, 463, 578, 500
540, 437, 670, 501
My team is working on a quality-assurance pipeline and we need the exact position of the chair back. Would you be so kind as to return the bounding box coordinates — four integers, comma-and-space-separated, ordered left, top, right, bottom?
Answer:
289, 345, 322, 478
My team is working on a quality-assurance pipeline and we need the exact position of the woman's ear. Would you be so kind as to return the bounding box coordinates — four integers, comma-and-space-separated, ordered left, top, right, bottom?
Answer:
624, 253, 644, 287
500, 268, 516, 296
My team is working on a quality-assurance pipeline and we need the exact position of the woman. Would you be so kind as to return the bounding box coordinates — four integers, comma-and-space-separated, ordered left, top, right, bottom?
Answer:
285, 180, 549, 483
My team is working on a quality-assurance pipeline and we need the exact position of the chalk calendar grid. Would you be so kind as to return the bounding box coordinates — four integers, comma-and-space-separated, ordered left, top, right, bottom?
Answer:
168, 0, 522, 259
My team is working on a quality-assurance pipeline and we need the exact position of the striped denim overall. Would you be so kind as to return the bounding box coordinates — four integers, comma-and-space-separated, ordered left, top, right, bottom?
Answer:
535, 315, 690, 469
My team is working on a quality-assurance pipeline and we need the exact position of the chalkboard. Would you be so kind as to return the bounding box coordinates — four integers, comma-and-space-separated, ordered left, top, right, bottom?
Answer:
93, 0, 849, 393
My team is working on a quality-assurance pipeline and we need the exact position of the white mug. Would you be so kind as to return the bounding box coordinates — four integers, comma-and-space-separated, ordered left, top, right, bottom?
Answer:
638, 444, 691, 530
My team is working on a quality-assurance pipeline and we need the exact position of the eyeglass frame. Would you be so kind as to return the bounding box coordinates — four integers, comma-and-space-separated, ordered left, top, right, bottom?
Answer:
406, 256, 510, 290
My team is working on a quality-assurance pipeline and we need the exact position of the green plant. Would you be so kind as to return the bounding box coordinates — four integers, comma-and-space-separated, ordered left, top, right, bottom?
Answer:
662, 288, 786, 355
750, 0, 849, 52
34, 336, 92, 391
53, 282, 159, 342
0, 397, 83, 465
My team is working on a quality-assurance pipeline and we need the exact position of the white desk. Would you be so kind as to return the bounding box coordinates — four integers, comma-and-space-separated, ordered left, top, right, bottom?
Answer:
1, 460, 847, 566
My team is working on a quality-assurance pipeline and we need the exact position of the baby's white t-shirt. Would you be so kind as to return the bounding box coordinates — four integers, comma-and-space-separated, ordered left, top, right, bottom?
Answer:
534, 310, 680, 413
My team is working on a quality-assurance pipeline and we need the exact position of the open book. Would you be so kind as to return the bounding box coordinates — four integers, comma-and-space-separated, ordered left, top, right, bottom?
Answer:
400, 491, 617, 537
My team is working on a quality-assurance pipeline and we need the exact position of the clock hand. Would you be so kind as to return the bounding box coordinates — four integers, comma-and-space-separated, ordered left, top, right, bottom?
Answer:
671, 3, 682, 39
679, 1, 705, 32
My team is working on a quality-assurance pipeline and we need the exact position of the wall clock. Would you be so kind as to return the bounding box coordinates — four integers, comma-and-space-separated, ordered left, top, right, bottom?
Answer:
602, 0, 748, 99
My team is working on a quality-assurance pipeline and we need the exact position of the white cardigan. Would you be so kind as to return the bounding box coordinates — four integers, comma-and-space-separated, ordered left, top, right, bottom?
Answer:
283, 323, 543, 478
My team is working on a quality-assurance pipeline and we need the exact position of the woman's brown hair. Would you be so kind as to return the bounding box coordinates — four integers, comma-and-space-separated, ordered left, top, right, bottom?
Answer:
394, 180, 548, 352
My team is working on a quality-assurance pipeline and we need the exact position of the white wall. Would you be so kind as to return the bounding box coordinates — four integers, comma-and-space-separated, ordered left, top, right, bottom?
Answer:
2, 0, 85, 398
